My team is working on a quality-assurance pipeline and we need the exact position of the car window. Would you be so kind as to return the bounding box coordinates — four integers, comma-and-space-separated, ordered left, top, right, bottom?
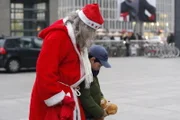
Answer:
20, 38, 33, 48
0, 40, 4, 47
33, 37, 43, 48
5, 38, 21, 48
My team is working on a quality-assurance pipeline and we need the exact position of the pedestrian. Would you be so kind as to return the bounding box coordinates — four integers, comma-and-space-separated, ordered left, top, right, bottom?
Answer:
29, 3, 104, 120
167, 32, 175, 44
79, 45, 118, 120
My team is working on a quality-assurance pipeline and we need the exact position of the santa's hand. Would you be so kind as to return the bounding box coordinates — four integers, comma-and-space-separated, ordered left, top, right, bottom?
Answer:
62, 95, 75, 108
59, 93, 75, 119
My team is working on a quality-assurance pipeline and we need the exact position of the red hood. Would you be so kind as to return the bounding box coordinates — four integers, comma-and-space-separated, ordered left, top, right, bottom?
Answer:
38, 19, 67, 39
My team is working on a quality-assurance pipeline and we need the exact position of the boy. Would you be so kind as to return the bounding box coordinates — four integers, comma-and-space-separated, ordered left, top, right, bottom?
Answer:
79, 45, 117, 120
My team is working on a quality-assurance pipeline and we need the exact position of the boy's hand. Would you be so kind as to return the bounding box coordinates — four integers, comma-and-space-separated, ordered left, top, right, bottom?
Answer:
101, 98, 118, 115
105, 103, 118, 115
100, 98, 107, 109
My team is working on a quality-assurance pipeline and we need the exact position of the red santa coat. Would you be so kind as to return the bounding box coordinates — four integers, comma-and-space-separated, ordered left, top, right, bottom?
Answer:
29, 19, 86, 120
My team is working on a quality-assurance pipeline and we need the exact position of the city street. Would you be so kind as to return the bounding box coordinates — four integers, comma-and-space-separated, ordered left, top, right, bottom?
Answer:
0, 57, 180, 120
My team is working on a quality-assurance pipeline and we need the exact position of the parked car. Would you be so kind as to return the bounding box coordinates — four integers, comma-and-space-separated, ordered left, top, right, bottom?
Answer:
0, 36, 43, 72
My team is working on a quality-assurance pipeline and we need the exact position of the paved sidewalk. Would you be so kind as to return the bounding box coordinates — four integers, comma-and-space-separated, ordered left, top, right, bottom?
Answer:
100, 57, 180, 120
0, 57, 180, 120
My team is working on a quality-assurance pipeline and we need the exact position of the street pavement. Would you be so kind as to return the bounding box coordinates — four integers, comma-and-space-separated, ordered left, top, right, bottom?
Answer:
0, 57, 180, 120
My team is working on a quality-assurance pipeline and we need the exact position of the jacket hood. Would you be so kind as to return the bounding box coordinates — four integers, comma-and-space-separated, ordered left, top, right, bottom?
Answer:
38, 19, 67, 39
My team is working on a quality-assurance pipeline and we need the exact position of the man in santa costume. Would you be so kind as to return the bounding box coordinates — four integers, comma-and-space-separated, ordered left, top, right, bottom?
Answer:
29, 3, 104, 120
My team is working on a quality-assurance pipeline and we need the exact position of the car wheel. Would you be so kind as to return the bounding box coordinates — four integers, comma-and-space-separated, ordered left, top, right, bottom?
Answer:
6, 59, 20, 73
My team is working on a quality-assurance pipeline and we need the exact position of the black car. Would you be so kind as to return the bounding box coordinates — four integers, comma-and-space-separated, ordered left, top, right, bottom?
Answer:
0, 36, 43, 72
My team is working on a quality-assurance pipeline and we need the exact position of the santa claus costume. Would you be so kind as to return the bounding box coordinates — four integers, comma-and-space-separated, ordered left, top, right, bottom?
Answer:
29, 3, 104, 120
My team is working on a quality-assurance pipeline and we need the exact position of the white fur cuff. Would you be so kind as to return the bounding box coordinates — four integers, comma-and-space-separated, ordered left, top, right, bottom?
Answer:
44, 90, 65, 107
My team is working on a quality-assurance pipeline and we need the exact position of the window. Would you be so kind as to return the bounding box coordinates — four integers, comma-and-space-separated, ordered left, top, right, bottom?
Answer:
10, 0, 49, 36
10, 3, 24, 36
0, 40, 4, 47
33, 37, 43, 48
5, 39, 21, 48
20, 37, 42, 49
20, 38, 33, 48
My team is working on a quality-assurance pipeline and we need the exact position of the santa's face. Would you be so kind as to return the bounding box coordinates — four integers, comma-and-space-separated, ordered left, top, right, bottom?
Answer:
81, 25, 96, 46
76, 22, 96, 50
82, 25, 96, 40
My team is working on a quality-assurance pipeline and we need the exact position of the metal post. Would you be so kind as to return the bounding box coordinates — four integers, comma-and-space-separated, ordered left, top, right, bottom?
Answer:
175, 0, 180, 50
134, 21, 143, 37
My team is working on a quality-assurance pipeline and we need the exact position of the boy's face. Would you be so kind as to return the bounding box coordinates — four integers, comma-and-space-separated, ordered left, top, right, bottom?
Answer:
90, 57, 102, 71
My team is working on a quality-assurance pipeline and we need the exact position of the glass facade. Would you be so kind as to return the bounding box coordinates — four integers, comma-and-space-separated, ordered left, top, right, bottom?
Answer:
58, 0, 174, 38
10, 0, 49, 36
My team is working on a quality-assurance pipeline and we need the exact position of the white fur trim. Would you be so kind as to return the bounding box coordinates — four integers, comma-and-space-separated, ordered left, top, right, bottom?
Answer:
81, 48, 93, 88
71, 75, 86, 88
44, 90, 65, 107
65, 22, 93, 88
71, 87, 81, 120
78, 10, 101, 30
66, 22, 85, 78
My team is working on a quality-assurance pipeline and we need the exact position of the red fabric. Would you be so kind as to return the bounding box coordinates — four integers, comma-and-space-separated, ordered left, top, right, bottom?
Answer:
148, 14, 155, 21
82, 3, 104, 25
44, 107, 60, 120
29, 19, 85, 120
120, 12, 129, 21
59, 96, 75, 120
43, 97, 86, 120
44, 96, 75, 120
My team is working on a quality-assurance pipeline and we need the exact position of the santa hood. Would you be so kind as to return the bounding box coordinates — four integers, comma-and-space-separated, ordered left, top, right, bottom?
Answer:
38, 19, 66, 40
38, 19, 93, 89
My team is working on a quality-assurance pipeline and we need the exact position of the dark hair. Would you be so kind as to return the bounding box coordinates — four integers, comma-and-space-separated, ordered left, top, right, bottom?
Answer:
88, 53, 101, 64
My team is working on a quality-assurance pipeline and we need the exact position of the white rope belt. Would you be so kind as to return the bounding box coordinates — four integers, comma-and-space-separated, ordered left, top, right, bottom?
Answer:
58, 81, 81, 96
58, 81, 81, 120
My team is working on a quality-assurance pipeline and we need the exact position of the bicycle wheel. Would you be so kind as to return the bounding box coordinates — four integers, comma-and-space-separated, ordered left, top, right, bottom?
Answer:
174, 47, 180, 57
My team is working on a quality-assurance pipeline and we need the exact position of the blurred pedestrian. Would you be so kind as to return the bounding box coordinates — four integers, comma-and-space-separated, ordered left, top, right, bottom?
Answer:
123, 30, 136, 56
167, 32, 175, 44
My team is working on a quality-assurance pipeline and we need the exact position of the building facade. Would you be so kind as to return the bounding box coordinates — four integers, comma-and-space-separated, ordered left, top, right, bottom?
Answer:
0, 0, 175, 38
175, 0, 180, 49
0, 0, 59, 37
58, 0, 175, 38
